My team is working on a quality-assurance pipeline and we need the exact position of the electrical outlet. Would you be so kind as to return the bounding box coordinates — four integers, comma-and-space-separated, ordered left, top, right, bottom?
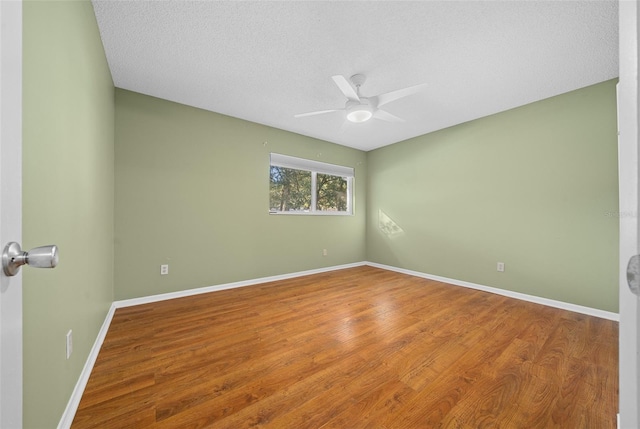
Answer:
66, 330, 73, 359
322, 249, 328, 256
497, 262, 505, 272
160, 264, 169, 275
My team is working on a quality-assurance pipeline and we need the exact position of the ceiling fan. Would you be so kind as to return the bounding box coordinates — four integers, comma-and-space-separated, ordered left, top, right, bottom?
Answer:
294, 74, 427, 124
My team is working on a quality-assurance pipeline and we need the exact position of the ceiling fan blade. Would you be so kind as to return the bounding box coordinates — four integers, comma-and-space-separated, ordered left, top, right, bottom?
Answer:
374, 109, 405, 123
375, 83, 428, 108
294, 109, 340, 118
331, 75, 360, 102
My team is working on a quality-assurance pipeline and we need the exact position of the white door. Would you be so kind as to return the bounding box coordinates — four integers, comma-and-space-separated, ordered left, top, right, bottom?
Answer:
0, 0, 23, 427
618, 1, 640, 428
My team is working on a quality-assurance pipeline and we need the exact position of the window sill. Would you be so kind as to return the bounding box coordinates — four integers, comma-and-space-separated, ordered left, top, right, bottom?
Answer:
268, 211, 353, 216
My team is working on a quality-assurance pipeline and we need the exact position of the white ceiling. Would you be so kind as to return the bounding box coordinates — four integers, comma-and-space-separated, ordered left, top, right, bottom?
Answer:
92, 0, 618, 152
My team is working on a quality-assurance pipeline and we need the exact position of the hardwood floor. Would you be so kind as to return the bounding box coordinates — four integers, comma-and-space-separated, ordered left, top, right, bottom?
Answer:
71, 266, 618, 428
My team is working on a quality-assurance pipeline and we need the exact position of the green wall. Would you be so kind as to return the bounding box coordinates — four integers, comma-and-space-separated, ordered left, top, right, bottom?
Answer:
114, 89, 366, 300
23, 1, 114, 427
367, 80, 619, 312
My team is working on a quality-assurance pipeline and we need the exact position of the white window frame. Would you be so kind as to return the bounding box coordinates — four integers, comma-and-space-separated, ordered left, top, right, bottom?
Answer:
269, 153, 354, 216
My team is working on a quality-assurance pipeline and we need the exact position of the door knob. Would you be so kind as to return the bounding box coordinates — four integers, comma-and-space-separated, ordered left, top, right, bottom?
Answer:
627, 254, 640, 296
2, 242, 59, 277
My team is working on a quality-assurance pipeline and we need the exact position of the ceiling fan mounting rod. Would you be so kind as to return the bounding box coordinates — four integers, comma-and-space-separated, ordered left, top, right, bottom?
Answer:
350, 74, 366, 98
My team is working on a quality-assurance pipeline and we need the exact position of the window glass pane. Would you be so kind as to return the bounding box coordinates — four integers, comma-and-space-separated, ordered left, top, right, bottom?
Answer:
316, 173, 348, 212
269, 166, 312, 212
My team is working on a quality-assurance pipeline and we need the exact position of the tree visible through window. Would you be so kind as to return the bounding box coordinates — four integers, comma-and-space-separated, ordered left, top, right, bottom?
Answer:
269, 153, 353, 215
316, 173, 348, 211
269, 166, 311, 212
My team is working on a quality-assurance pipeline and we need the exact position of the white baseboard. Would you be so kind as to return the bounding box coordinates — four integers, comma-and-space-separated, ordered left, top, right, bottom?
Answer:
365, 261, 619, 321
58, 259, 618, 427
114, 262, 367, 309
57, 303, 117, 429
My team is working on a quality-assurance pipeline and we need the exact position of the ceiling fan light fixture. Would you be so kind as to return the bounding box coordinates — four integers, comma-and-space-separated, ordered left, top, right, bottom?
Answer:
347, 109, 373, 123
346, 103, 373, 123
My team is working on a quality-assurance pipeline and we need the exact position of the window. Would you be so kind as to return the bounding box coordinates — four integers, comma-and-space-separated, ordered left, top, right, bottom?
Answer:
269, 153, 354, 215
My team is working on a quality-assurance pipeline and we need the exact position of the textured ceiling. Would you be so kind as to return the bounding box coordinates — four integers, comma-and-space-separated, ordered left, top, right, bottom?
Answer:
92, 1, 618, 152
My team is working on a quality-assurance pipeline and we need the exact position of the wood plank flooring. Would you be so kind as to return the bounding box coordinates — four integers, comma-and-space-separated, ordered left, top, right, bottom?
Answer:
71, 266, 618, 428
